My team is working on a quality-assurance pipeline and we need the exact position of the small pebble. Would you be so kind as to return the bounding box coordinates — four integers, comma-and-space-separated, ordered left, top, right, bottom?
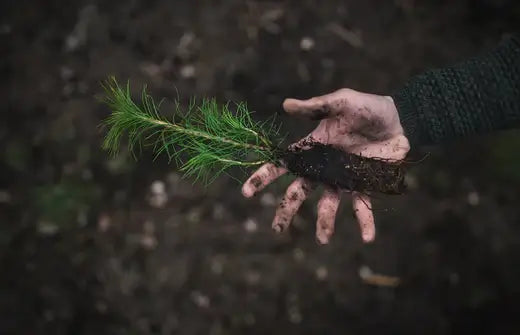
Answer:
180, 65, 196, 78
288, 306, 303, 324
404, 173, 419, 190
315, 266, 328, 281
151, 180, 166, 194
245, 271, 261, 285
77, 210, 88, 227
260, 192, 277, 206
140, 62, 162, 78
243, 218, 258, 233
149, 193, 167, 208
187, 208, 202, 223
211, 257, 224, 275
60, 66, 75, 81
0, 190, 12, 204
293, 248, 305, 262
149, 181, 168, 208
212, 203, 226, 220
140, 235, 158, 250
191, 291, 210, 308
97, 214, 111, 232
77, 81, 88, 94
467, 191, 479, 206
37, 221, 59, 236
300, 37, 315, 51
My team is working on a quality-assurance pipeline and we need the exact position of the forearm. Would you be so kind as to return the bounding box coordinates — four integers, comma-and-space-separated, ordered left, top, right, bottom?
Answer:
392, 33, 520, 147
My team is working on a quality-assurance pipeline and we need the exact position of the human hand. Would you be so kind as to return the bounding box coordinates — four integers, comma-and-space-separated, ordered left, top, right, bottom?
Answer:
242, 88, 410, 244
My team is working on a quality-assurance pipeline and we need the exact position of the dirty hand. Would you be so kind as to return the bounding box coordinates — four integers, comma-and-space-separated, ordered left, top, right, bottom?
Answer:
242, 88, 410, 244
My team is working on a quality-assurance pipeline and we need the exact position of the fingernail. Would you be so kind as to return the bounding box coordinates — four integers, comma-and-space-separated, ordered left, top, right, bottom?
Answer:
316, 235, 329, 245
363, 232, 375, 243
273, 224, 283, 233
241, 186, 255, 198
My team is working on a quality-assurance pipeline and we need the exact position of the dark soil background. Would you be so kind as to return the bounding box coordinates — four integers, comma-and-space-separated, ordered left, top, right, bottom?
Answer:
2, 1, 520, 334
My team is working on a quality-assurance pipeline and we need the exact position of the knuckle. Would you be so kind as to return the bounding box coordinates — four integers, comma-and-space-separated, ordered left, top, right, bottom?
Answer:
336, 88, 353, 96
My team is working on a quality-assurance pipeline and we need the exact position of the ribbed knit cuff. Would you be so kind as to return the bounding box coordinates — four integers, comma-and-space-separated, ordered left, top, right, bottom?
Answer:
391, 83, 423, 149
392, 32, 520, 149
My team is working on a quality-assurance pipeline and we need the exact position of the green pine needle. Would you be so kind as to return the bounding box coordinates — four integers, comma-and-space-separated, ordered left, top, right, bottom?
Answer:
99, 76, 286, 185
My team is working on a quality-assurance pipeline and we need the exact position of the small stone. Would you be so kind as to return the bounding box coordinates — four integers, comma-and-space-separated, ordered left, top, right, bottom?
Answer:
150, 180, 166, 194
62, 83, 75, 96
260, 193, 276, 206
288, 306, 302, 324
191, 291, 210, 308
187, 208, 202, 223
293, 248, 305, 262
77, 81, 88, 94
149, 181, 168, 208
0, 190, 12, 204
300, 37, 315, 51
467, 191, 479, 206
140, 235, 158, 250
211, 257, 224, 275
60, 66, 75, 81
404, 173, 419, 190
81, 168, 93, 180
77, 210, 88, 227
358, 265, 372, 279
245, 271, 261, 285
37, 221, 59, 236
212, 203, 226, 220
315, 266, 328, 281
149, 193, 168, 208
98, 213, 111, 232
140, 62, 162, 78
243, 218, 258, 233
180, 65, 196, 78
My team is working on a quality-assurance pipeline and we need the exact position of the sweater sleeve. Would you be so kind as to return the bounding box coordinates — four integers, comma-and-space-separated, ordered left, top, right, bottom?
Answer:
391, 33, 520, 148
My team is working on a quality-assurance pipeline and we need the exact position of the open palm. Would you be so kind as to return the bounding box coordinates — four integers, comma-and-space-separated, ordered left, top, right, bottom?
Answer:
242, 88, 410, 244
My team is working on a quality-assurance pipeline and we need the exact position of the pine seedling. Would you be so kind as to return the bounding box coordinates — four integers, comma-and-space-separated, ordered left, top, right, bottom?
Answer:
100, 76, 286, 185
99, 76, 408, 195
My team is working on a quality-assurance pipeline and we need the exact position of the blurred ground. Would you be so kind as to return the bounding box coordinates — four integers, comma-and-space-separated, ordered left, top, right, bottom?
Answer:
2, 0, 520, 334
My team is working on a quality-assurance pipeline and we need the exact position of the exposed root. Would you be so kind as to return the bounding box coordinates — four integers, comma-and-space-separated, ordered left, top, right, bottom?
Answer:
279, 138, 408, 195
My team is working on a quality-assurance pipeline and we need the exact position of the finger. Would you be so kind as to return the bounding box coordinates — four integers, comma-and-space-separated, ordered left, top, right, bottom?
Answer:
282, 89, 350, 120
242, 163, 287, 198
316, 187, 341, 245
352, 192, 375, 243
272, 177, 315, 233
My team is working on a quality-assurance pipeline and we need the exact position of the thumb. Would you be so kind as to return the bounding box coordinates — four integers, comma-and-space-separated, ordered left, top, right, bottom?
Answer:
282, 97, 331, 120
283, 89, 350, 120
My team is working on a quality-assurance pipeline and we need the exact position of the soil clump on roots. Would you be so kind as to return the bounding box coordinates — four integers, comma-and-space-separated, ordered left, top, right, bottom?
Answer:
280, 139, 407, 195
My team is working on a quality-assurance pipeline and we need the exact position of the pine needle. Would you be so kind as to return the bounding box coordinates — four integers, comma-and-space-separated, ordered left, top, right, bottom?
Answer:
99, 76, 285, 185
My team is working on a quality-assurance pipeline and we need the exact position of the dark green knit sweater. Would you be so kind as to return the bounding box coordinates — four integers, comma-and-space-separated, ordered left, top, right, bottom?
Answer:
392, 33, 520, 148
